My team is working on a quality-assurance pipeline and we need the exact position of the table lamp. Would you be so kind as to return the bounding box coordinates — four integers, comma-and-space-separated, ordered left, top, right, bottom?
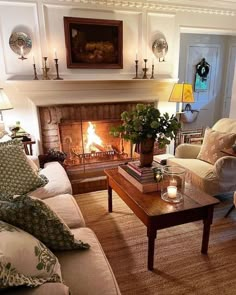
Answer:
169, 83, 195, 112
0, 88, 13, 138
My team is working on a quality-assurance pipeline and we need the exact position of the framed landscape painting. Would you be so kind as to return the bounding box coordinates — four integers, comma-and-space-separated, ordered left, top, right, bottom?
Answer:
64, 17, 123, 69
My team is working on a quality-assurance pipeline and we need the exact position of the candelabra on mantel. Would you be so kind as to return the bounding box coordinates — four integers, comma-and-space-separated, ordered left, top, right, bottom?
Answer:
133, 59, 139, 79
42, 57, 50, 80
32, 63, 39, 80
53, 58, 63, 80
150, 64, 155, 79
142, 59, 148, 79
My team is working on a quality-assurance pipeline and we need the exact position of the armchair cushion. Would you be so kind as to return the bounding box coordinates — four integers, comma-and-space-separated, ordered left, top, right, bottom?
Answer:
197, 127, 236, 164
175, 143, 201, 159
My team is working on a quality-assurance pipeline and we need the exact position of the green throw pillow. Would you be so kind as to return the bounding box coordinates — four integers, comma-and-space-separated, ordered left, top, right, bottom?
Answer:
0, 140, 48, 197
0, 194, 90, 251
0, 220, 62, 289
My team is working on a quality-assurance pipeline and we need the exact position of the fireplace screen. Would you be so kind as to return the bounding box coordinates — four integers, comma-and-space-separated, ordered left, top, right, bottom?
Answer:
59, 120, 133, 166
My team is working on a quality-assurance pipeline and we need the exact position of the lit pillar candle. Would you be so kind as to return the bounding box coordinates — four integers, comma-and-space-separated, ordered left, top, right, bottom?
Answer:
167, 186, 177, 198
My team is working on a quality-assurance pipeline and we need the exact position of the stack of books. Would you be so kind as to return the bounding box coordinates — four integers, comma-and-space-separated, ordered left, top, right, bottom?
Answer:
118, 161, 161, 193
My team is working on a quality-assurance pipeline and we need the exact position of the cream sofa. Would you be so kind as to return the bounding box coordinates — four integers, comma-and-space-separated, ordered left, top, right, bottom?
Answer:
168, 118, 236, 196
8, 159, 121, 295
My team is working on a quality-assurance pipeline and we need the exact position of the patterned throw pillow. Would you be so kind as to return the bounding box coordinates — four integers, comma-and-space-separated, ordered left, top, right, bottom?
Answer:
0, 220, 62, 289
0, 140, 48, 197
197, 127, 236, 164
0, 194, 90, 251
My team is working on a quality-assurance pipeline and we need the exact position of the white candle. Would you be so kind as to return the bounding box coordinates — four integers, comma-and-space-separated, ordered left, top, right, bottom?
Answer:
167, 186, 177, 199
33, 56, 35, 64
20, 46, 24, 56
54, 48, 57, 59
152, 55, 154, 65
135, 51, 138, 60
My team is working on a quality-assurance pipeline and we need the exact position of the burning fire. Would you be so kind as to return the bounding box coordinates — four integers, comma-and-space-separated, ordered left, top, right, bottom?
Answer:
85, 122, 103, 152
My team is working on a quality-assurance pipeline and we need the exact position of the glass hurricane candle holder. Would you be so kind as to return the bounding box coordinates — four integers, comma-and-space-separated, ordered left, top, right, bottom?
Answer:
161, 166, 186, 203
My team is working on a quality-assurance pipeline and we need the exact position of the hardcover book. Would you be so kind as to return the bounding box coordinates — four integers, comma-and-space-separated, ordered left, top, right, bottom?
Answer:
118, 165, 159, 193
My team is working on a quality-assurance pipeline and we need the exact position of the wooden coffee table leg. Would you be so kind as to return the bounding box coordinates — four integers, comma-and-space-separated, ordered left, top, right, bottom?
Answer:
147, 227, 157, 271
108, 184, 113, 213
201, 206, 214, 254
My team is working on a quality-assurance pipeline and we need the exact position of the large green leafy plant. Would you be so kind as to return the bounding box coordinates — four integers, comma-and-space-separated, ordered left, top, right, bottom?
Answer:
110, 104, 180, 148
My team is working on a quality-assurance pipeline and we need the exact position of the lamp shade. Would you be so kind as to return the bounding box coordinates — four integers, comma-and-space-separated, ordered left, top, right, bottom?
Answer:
0, 89, 13, 111
169, 83, 195, 103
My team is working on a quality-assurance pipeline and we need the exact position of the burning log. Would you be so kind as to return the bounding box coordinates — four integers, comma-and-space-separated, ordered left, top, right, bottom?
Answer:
93, 143, 107, 152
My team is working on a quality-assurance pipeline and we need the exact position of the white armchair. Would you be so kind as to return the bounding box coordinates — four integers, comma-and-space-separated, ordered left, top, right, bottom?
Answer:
168, 118, 236, 196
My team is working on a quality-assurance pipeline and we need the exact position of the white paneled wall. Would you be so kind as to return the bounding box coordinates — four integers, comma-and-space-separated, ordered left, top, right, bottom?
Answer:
0, 0, 236, 154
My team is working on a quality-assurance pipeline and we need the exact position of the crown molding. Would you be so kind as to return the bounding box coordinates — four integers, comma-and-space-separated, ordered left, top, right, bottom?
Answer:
51, 0, 236, 16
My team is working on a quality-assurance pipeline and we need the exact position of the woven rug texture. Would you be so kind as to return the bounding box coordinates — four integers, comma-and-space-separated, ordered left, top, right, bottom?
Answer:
75, 190, 236, 295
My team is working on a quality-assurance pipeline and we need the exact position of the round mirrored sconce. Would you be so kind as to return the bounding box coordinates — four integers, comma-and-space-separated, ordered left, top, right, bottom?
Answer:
9, 32, 32, 60
152, 33, 168, 62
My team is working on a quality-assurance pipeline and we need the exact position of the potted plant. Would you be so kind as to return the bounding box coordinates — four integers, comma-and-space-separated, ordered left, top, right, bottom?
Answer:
110, 103, 180, 167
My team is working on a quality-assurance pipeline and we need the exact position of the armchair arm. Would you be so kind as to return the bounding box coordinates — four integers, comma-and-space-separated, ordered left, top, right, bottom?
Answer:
213, 156, 236, 192
175, 144, 201, 159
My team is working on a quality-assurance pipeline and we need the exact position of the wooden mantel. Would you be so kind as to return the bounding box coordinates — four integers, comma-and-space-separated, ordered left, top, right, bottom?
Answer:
6, 78, 177, 106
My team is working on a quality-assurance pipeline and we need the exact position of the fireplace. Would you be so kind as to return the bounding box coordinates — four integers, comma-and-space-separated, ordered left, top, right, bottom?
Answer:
58, 119, 133, 166
38, 101, 159, 193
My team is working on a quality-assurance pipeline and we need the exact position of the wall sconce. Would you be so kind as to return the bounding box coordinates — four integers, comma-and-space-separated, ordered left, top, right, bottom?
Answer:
9, 32, 32, 61
169, 83, 199, 123
0, 89, 13, 138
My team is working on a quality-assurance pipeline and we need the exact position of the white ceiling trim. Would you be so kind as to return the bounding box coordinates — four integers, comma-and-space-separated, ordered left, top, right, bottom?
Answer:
52, 0, 236, 16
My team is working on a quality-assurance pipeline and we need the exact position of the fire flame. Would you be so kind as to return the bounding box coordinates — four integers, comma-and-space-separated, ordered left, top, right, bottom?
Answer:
85, 122, 103, 152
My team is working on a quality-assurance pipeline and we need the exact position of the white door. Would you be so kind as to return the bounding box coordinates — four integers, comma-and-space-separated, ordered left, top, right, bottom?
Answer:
183, 44, 220, 130
222, 45, 236, 117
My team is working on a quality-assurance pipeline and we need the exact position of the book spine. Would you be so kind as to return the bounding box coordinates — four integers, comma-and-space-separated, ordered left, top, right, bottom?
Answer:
125, 166, 155, 183
128, 162, 155, 176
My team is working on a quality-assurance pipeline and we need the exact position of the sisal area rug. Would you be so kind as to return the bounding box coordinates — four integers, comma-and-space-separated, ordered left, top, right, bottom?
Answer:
75, 190, 236, 295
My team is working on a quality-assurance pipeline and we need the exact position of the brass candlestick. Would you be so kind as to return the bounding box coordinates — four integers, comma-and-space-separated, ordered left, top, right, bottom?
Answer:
54, 59, 63, 80
33, 64, 39, 80
142, 59, 148, 79
42, 57, 50, 80
150, 64, 155, 79
133, 60, 139, 79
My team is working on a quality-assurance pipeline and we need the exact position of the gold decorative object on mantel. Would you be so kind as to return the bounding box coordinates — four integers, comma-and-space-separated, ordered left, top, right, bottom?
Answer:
42, 57, 50, 80
142, 59, 148, 79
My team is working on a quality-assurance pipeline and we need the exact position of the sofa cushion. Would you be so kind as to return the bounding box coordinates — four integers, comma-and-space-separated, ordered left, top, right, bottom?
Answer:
56, 227, 121, 295
0, 140, 48, 197
29, 162, 72, 200
0, 220, 62, 289
168, 158, 219, 195
43, 194, 86, 228
0, 194, 89, 251
3, 283, 70, 295
197, 127, 236, 164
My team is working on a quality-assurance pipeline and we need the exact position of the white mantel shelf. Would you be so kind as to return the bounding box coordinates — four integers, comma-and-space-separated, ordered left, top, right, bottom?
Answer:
6, 78, 178, 106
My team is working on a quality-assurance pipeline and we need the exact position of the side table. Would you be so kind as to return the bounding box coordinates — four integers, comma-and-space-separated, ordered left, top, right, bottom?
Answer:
23, 140, 36, 155
221, 148, 236, 217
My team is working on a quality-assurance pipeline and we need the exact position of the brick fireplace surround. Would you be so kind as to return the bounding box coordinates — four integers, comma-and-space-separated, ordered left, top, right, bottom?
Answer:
9, 79, 176, 193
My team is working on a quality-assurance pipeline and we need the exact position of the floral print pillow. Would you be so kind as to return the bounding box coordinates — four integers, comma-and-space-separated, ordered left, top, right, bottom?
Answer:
0, 220, 62, 289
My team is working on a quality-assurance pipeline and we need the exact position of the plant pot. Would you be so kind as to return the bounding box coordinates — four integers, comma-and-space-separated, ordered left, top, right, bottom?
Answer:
139, 139, 155, 167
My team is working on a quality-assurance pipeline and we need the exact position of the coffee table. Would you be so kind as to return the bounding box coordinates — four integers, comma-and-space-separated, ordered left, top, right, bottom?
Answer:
104, 168, 219, 271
